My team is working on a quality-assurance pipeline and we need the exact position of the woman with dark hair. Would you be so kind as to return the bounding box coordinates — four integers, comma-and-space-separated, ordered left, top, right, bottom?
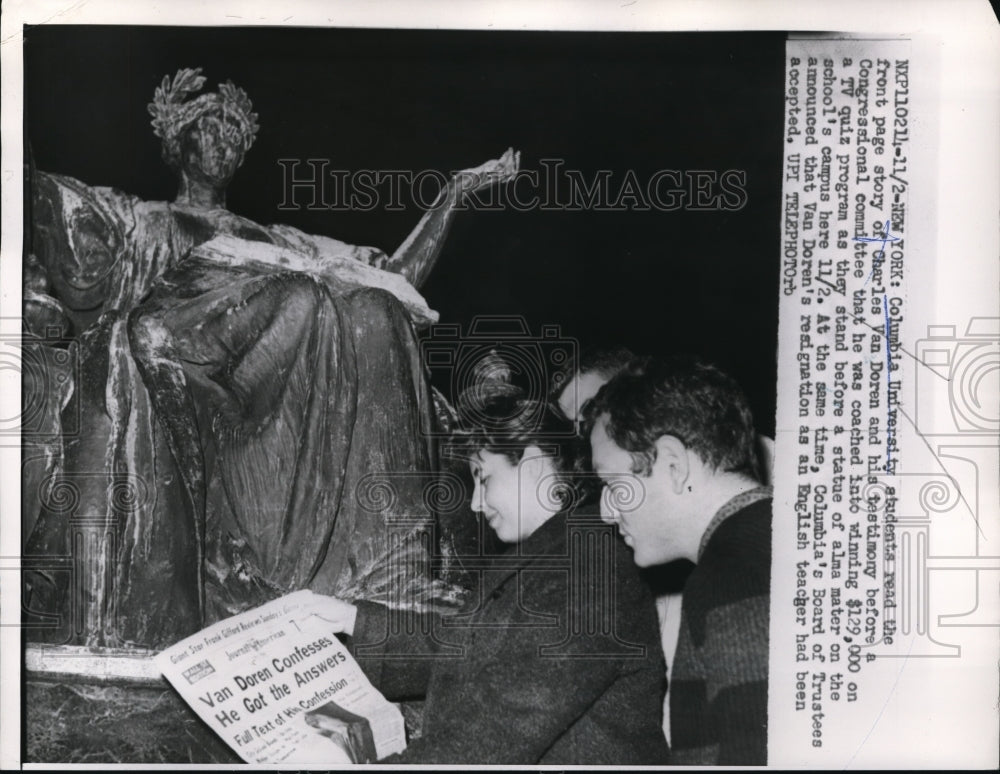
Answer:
303, 394, 670, 765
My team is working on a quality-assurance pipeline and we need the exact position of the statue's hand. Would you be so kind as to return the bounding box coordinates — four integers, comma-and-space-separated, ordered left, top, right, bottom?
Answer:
452, 147, 520, 197
299, 591, 359, 636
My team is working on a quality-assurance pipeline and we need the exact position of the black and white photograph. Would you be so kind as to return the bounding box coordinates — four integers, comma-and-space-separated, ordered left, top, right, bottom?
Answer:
2, 1, 997, 770
304, 701, 378, 763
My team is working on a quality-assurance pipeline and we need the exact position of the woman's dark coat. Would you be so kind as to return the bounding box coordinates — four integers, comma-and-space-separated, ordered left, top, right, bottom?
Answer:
351, 511, 670, 764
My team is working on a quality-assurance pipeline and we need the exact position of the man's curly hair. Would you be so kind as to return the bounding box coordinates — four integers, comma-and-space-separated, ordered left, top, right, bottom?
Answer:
586, 355, 760, 480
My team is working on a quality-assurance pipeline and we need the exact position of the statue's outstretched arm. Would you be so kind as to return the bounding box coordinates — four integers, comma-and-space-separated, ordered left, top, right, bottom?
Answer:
386, 148, 519, 289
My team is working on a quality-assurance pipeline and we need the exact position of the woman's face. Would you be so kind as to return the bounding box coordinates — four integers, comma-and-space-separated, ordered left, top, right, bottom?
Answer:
180, 112, 244, 187
469, 449, 554, 543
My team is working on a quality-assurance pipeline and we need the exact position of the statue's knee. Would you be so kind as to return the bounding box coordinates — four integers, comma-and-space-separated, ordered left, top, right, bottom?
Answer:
347, 286, 401, 315
275, 272, 329, 316
128, 312, 174, 357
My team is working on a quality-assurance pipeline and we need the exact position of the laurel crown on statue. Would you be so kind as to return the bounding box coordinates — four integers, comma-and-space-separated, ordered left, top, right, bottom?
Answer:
147, 67, 260, 168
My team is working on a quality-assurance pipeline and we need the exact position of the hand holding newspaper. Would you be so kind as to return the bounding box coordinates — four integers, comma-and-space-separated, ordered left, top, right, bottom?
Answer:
154, 590, 404, 765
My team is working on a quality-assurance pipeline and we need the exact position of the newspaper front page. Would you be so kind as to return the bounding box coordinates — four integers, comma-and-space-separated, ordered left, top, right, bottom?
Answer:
154, 591, 405, 764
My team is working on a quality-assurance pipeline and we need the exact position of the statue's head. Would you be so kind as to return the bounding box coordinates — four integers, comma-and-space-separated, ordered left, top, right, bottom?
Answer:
148, 68, 259, 188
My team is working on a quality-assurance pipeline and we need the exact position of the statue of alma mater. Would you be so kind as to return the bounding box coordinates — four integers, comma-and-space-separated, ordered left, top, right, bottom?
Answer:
24, 68, 516, 649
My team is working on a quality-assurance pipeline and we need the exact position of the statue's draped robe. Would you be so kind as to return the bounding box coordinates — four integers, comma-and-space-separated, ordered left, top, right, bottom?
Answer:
26, 172, 438, 648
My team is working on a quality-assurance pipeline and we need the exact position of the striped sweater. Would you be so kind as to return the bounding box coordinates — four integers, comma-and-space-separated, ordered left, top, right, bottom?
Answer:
669, 488, 772, 765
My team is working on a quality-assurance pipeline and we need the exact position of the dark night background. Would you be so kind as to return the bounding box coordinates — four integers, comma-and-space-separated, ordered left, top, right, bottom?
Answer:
23, 25, 784, 436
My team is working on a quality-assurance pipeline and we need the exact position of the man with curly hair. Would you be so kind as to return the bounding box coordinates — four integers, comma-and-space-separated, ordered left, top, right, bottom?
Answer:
586, 355, 771, 765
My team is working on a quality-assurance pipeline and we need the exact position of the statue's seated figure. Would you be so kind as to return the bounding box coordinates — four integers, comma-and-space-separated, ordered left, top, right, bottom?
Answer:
24, 68, 515, 649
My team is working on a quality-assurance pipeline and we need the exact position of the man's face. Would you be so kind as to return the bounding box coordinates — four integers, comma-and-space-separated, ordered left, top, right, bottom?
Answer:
557, 370, 609, 423
589, 415, 679, 567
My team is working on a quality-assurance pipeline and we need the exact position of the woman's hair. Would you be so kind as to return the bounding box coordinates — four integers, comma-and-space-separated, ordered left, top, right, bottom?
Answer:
455, 392, 598, 508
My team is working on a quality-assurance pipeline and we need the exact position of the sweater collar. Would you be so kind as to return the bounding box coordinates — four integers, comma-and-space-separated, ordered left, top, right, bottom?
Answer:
697, 486, 772, 562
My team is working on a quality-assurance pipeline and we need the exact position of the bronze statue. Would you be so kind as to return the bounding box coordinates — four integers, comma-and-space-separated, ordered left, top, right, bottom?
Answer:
24, 68, 516, 649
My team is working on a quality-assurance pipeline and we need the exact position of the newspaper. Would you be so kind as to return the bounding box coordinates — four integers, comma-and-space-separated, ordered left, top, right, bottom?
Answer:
154, 592, 405, 765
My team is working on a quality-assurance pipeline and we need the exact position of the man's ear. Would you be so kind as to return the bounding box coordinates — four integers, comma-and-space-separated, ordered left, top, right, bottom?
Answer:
654, 435, 689, 493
